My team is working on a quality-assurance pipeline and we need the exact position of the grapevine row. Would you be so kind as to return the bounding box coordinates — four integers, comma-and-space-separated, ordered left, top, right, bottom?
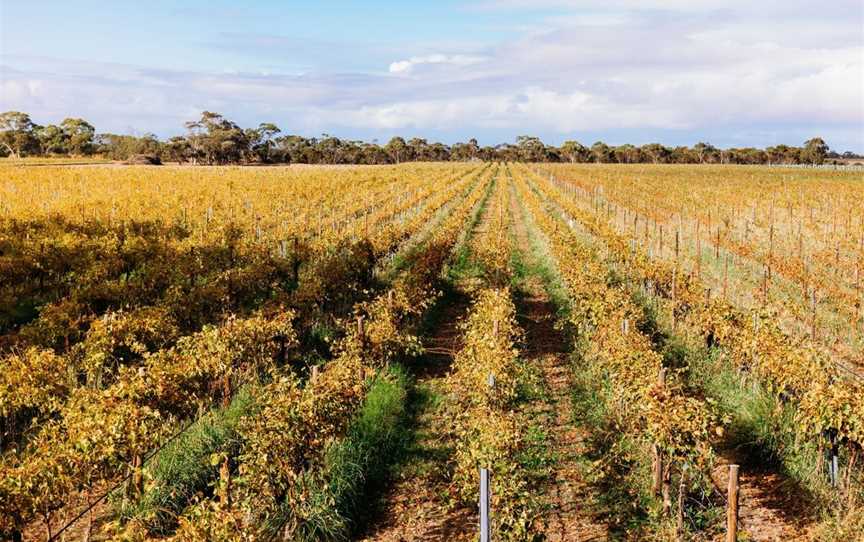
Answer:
0, 165, 489, 538
536, 164, 864, 368
0, 165, 483, 450
145, 164, 498, 540
513, 167, 720, 536
519, 164, 864, 452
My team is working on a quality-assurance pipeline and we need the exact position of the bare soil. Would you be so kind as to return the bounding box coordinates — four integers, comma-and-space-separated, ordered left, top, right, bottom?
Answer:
359, 175, 499, 541
510, 180, 610, 541
710, 449, 815, 541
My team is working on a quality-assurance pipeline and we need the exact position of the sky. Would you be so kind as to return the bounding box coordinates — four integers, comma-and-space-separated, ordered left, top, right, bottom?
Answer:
1, 0, 863, 151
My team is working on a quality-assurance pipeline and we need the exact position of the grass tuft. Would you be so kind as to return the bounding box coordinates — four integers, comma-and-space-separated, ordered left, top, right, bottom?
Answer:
284, 364, 412, 541
118, 388, 256, 534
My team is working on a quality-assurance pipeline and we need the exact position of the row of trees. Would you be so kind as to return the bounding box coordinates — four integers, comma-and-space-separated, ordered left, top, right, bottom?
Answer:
0, 112, 98, 157
1, 110, 856, 165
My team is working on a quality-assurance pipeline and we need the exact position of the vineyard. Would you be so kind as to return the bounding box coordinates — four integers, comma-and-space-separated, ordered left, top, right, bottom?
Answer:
0, 162, 862, 541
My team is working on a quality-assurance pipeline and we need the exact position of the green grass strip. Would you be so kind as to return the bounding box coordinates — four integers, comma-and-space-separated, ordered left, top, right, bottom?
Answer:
118, 388, 257, 534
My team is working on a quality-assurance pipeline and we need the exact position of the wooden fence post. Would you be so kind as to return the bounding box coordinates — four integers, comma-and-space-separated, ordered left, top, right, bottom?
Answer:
652, 443, 663, 496
671, 272, 678, 330
222, 373, 231, 408
662, 465, 673, 516
219, 456, 232, 507
677, 476, 686, 541
653, 368, 668, 497
132, 454, 144, 498
727, 464, 739, 542
357, 315, 367, 378
292, 237, 300, 284
768, 224, 774, 280
810, 290, 818, 340
715, 227, 721, 262
657, 366, 667, 387
696, 223, 702, 279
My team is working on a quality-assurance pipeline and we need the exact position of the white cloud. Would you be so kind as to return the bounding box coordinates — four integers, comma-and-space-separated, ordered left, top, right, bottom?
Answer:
473, 0, 862, 15
0, 78, 45, 103
388, 54, 487, 74
307, 86, 684, 133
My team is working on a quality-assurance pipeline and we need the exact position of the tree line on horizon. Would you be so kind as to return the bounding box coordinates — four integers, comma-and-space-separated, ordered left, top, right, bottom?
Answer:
1, 110, 858, 166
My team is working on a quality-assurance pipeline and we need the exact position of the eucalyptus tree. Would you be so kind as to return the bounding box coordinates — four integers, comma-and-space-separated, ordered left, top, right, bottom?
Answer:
560, 140, 591, 163
0, 111, 39, 158
802, 137, 828, 165
60, 118, 96, 155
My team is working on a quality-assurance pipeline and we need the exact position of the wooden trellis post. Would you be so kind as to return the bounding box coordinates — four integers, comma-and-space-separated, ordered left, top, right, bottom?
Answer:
726, 465, 739, 542
132, 454, 144, 498
810, 290, 818, 340
677, 476, 686, 541
715, 226, 721, 261
219, 456, 231, 507
696, 225, 702, 279
768, 224, 775, 280
662, 466, 673, 516
652, 367, 667, 497
357, 316, 367, 379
